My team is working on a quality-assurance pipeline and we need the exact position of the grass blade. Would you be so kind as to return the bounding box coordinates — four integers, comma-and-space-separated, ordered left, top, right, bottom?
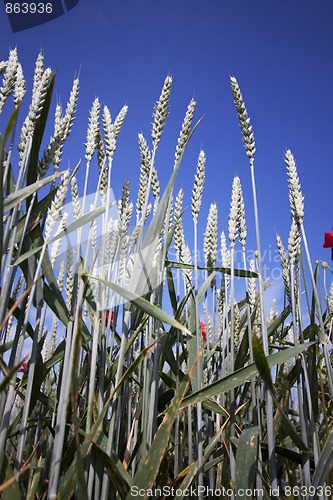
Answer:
235, 426, 260, 498
180, 342, 316, 409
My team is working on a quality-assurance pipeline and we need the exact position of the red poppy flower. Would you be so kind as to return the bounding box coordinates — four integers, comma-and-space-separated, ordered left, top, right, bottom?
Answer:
18, 362, 28, 373
100, 309, 115, 327
323, 230, 333, 260
200, 322, 207, 342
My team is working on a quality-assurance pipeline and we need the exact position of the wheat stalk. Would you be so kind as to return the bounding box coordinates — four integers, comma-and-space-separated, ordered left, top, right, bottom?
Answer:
230, 75, 277, 490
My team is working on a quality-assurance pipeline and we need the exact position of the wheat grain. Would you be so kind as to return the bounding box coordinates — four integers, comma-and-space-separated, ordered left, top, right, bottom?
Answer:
62, 78, 80, 138
96, 132, 108, 202
228, 177, 240, 247
54, 103, 63, 135
118, 180, 132, 234
103, 105, 116, 163
71, 177, 82, 220
66, 244, 74, 310
114, 105, 128, 139
18, 68, 52, 166
268, 299, 277, 324
136, 134, 151, 217
180, 243, 192, 293
108, 220, 119, 268
126, 255, 134, 285
0, 48, 19, 113
276, 233, 291, 303
237, 177, 247, 249
38, 103, 65, 176
45, 171, 70, 241
233, 302, 241, 348
174, 188, 184, 256
217, 286, 224, 326
230, 76, 256, 159
50, 213, 68, 267
41, 79, 79, 174
220, 231, 230, 269
204, 203, 218, 268
153, 197, 159, 216
30, 68, 52, 122
152, 76, 172, 149
0, 60, 6, 75
38, 135, 64, 178
85, 98, 100, 164
174, 98, 196, 169
32, 52, 44, 96
13, 63, 26, 105
118, 181, 133, 280
191, 150, 206, 223
151, 167, 160, 199
288, 217, 301, 264
129, 222, 142, 248
285, 150, 304, 223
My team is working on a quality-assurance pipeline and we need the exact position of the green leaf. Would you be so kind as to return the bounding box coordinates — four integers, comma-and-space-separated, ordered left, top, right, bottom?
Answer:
43, 283, 70, 326
1, 105, 22, 259
79, 430, 132, 499
0, 456, 22, 500
26, 72, 55, 188
12, 243, 44, 267
175, 415, 227, 498
15, 187, 58, 243
4, 103, 21, 145
26, 456, 42, 500
309, 429, 333, 496
166, 266, 178, 316
165, 260, 258, 278
236, 427, 260, 498
267, 305, 291, 338
49, 203, 114, 244
252, 333, 274, 394
58, 334, 169, 498
260, 443, 315, 468
0, 360, 24, 393
3, 171, 63, 213
0, 334, 29, 355
186, 272, 216, 391
128, 170, 177, 300
16, 224, 70, 326
252, 334, 308, 451
12, 203, 112, 267
179, 342, 316, 409
84, 274, 191, 335
127, 354, 200, 499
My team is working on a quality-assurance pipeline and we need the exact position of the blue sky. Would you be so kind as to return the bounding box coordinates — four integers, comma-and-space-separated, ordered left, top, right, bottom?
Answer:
1, 1, 333, 304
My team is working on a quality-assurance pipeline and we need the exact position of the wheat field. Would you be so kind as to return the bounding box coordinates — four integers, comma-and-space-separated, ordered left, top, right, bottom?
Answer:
0, 48, 333, 500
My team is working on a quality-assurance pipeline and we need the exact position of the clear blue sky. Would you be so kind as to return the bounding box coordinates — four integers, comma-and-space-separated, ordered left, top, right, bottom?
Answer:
1, 1, 333, 300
